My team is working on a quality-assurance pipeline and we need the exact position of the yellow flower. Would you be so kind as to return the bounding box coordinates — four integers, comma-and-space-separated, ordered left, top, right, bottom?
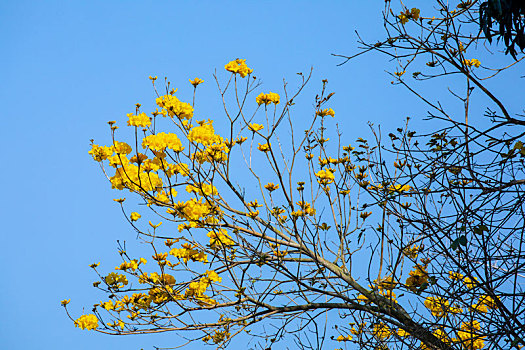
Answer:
89, 144, 114, 162
105, 272, 128, 288
406, 262, 429, 290
256, 92, 280, 105
236, 136, 248, 144
316, 108, 335, 117
398, 8, 420, 24
478, 294, 499, 309
142, 132, 184, 152
156, 94, 194, 119
225, 58, 253, 78
247, 210, 259, 218
188, 121, 223, 146
336, 334, 352, 342
100, 300, 114, 310
127, 112, 151, 128
61, 299, 71, 306
149, 221, 162, 229
264, 182, 280, 192
170, 243, 208, 263
471, 302, 488, 313
315, 169, 335, 185
373, 322, 391, 339
463, 59, 481, 68
208, 229, 235, 249
398, 12, 409, 24
411, 8, 420, 20
248, 123, 264, 132
424, 297, 449, 317
258, 143, 271, 152
74, 314, 98, 330
397, 328, 410, 337
130, 212, 141, 221
448, 271, 464, 281
189, 77, 204, 87
463, 276, 478, 289
186, 182, 218, 197
113, 141, 132, 155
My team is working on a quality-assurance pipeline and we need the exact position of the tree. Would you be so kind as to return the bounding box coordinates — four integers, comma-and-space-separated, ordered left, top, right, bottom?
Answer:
65, 1, 525, 349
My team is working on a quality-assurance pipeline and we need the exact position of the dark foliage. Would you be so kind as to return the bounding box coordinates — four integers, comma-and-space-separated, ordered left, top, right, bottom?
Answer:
480, 0, 525, 58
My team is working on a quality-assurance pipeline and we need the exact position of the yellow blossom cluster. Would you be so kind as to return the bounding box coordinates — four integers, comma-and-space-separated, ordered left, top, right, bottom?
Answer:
114, 141, 132, 155
142, 132, 184, 152
264, 182, 279, 192
74, 314, 98, 330
141, 157, 164, 172
167, 162, 190, 177
150, 189, 177, 206
471, 294, 499, 313
89, 144, 114, 162
463, 59, 481, 68
449, 272, 479, 289
171, 198, 212, 222
402, 244, 421, 259
107, 319, 125, 330
457, 321, 485, 350
315, 168, 335, 185
336, 334, 352, 342
105, 272, 129, 288
189, 77, 204, 87
291, 201, 316, 217
170, 243, 208, 263
378, 288, 398, 303
224, 58, 253, 78
156, 94, 194, 119
188, 121, 223, 146
130, 212, 141, 221
316, 108, 335, 117
406, 261, 428, 291
318, 156, 347, 167
269, 243, 288, 258
369, 183, 411, 194
207, 229, 235, 249
270, 207, 288, 223
127, 112, 151, 127
424, 297, 462, 317
257, 143, 271, 152
256, 92, 280, 105
203, 329, 231, 344
115, 259, 139, 271
248, 123, 264, 132
193, 142, 230, 163
373, 322, 391, 339
110, 164, 163, 192
373, 276, 397, 291
398, 8, 420, 24
184, 270, 221, 304
186, 183, 218, 197
397, 328, 410, 337
138, 272, 176, 286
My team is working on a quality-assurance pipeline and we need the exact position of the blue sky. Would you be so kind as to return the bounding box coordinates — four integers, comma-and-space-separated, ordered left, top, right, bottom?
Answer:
1, 1, 522, 349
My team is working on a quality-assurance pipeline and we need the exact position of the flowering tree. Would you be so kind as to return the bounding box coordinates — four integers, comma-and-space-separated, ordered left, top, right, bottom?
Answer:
65, 1, 525, 349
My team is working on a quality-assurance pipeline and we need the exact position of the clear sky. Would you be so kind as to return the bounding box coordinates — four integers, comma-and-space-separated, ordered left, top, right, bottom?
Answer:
1, 1, 521, 349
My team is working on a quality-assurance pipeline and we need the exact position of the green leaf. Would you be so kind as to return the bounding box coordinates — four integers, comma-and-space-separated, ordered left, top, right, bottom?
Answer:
451, 238, 459, 250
